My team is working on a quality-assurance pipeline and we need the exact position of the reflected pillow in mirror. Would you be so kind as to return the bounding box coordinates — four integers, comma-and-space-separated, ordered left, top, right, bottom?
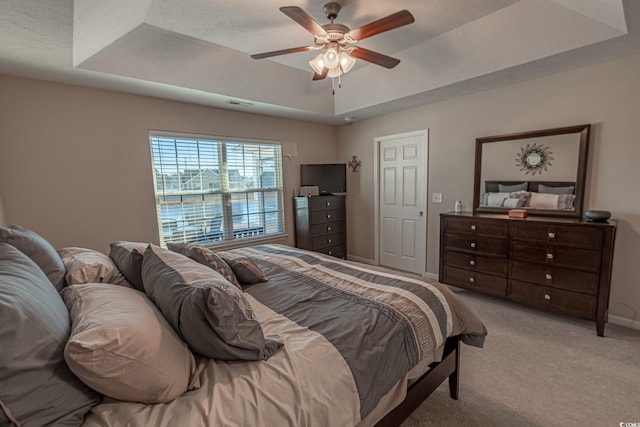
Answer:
503, 198, 526, 209
538, 184, 575, 194
498, 182, 528, 192
481, 192, 510, 206
529, 193, 576, 210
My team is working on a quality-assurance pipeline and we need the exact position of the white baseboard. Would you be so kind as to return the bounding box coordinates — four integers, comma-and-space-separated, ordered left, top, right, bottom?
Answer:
347, 254, 376, 265
608, 314, 640, 331
424, 272, 439, 280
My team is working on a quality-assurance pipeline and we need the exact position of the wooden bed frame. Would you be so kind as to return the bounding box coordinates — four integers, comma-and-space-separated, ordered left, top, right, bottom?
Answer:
375, 336, 461, 427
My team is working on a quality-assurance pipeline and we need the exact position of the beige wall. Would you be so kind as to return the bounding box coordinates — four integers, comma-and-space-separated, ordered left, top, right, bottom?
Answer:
337, 53, 640, 323
0, 76, 337, 253
0, 190, 5, 227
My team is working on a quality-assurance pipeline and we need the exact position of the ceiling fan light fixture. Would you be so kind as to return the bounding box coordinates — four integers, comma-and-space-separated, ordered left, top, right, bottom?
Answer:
323, 44, 340, 69
339, 52, 356, 73
309, 53, 326, 74
327, 66, 342, 78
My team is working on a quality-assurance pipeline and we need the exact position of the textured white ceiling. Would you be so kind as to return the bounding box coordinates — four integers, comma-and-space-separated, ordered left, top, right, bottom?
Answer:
1, 0, 639, 124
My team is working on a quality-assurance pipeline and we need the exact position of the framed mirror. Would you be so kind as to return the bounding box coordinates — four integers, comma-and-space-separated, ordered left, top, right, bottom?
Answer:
473, 124, 591, 218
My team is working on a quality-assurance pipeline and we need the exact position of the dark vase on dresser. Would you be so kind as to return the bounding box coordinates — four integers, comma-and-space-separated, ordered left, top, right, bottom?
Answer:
294, 195, 346, 258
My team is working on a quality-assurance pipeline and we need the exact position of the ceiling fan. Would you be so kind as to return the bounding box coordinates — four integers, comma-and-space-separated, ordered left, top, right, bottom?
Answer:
251, 2, 415, 91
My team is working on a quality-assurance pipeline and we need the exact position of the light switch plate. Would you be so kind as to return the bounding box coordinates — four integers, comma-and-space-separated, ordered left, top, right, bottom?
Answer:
432, 192, 443, 203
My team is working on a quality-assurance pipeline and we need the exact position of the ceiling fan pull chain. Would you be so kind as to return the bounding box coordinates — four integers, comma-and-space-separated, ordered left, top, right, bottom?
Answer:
332, 77, 335, 95
338, 74, 342, 89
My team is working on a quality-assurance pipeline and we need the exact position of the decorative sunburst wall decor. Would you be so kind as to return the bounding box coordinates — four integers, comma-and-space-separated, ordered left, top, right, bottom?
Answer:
515, 143, 554, 175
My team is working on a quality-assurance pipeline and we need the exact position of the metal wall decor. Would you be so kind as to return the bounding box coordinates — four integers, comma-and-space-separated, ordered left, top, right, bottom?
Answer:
348, 155, 361, 172
516, 142, 554, 175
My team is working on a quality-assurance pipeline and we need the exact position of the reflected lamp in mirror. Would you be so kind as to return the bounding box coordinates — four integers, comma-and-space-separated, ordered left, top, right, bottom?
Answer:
473, 124, 591, 218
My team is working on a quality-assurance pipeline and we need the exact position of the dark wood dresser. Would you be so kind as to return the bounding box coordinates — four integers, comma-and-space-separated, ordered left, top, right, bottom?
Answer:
439, 212, 616, 336
294, 195, 346, 258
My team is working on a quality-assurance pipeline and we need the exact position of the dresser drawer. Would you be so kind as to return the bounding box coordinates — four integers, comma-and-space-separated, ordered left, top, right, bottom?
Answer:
446, 234, 508, 257
509, 279, 596, 318
511, 242, 601, 272
310, 209, 345, 225
316, 244, 345, 259
311, 221, 345, 237
510, 260, 599, 295
445, 216, 508, 236
312, 232, 344, 249
443, 266, 508, 296
445, 250, 508, 277
309, 196, 345, 211
510, 222, 602, 249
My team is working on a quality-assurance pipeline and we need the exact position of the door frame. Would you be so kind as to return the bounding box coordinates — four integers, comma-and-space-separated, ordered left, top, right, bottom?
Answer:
373, 129, 429, 272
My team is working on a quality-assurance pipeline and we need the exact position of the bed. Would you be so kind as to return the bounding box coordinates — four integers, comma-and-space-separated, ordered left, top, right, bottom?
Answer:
0, 228, 486, 427
480, 180, 577, 210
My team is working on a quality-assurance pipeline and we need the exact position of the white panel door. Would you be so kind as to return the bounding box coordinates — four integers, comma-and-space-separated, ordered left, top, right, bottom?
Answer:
378, 131, 427, 274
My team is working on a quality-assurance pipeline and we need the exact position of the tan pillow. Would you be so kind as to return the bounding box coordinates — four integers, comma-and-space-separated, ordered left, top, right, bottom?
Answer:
57, 247, 132, 287
167, 242, 241, 289
61, 284, 197, 404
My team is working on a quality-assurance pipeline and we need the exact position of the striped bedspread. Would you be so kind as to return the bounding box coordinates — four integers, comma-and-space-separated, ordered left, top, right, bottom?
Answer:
221, 244, 487, 419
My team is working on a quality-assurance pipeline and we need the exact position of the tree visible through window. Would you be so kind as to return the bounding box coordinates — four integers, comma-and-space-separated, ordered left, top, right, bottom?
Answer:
150, 133, 285, 246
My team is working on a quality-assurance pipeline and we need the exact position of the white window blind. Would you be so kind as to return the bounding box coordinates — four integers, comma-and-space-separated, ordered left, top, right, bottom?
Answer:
150, 132, 285, 246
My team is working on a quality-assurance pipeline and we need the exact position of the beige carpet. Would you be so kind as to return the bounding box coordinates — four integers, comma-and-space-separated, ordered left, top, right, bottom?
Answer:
401, 290, 640, 427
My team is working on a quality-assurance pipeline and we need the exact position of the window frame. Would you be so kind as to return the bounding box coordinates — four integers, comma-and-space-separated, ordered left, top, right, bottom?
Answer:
149, 130, 286, 248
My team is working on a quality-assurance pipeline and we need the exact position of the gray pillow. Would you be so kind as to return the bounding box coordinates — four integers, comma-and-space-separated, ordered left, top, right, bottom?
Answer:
222, 256, 267, 285
0, 242, 101, 426
167, 242, 241, 289
498, 182, 528, 192
0, 224, 66, 290
108, 241, 147, 291
538, 184, 575, 194
141, 244, 282, 361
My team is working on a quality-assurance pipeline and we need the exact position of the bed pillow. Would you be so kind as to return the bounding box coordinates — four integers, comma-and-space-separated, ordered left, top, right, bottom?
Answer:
0, 242, 100, 426
529, 192, 576, 210
62, 283, 196, 404
0, 224, 66, 290
484, 192, 510, 207
222, 256, 267, 285
538, 184, 575, 194
498, 182, 528, 192
58, 247, 132, 287
108, 241, 147, 291
167, 242, 241, 289
503, 198, 526, 208
142, 244, 281, 360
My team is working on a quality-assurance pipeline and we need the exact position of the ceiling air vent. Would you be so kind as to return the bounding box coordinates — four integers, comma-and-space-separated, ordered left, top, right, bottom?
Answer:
225, 100, 253, 107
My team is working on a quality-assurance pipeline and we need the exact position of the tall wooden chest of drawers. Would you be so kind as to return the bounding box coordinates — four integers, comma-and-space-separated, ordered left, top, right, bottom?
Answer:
294, 195, 346, 258
439, 212, 616, 336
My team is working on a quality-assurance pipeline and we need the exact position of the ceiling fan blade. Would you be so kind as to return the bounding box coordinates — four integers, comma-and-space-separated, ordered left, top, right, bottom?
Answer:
347, 10, 414, 41
348, 47, 400, 69
280, 6, 328, 36
251, 45, 315, 60
312, 67, 329, 80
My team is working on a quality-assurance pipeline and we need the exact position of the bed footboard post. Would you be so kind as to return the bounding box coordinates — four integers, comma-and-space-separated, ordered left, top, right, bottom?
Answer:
446, 336, 461, 400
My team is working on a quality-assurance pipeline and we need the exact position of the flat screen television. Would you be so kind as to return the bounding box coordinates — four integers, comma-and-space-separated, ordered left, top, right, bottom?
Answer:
300, 163, 346, 195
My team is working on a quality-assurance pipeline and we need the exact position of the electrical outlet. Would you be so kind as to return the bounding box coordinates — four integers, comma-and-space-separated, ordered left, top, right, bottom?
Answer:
432, 192, 443, 203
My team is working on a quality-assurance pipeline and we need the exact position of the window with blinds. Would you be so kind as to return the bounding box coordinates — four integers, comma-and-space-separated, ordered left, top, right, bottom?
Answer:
150, 132, 285, 247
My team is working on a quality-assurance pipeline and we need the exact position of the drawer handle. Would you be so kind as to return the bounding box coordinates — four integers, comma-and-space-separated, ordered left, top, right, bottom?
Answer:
327, 201, 331, 206
327, 214, 331, 219
544, 293, 551, 301
546, 253, 554, 260
548, 232, 556, 239
470, 225, 477, 231
469, 260, 476, 266
470, 242, 476, 248
545, 274, 552, 280
469, 277, 475, 283
328, 251, 333, 255
327, 226, 331, 232
328, 239, 332, 244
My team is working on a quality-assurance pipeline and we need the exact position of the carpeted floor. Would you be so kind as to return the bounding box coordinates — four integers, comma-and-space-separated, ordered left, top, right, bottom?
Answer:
401, 290, 640, 427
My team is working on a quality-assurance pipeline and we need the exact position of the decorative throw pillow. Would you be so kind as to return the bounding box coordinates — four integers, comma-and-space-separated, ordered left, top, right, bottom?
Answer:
58, 247, 132, 287
167, 242, 241, 289
222, 257, 268, 285
0, 224, 66, 290
486, 192, 510, 207
62, 283, 196, 404
498, 182, 528, 192
0, 243, 101, 426
108, 241, 147, 291
142, 244, 282, 360
503, 198, 525, 209
538, 184, 575, 194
